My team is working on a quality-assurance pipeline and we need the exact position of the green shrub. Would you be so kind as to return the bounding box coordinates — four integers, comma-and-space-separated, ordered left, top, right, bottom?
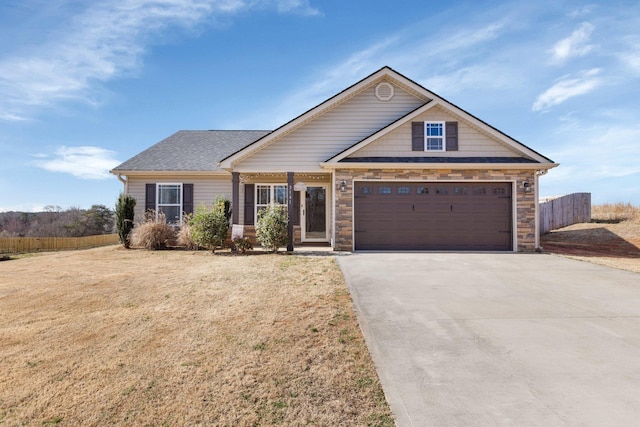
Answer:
129, 211, 175, 250
255, 205, 288, 253
115, 193, 136, 248
190, 198, 231, 253
233, 236, 253, 253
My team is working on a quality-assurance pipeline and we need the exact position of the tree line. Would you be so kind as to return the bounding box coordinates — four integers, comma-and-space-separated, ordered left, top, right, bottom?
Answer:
0, 205, 115, 238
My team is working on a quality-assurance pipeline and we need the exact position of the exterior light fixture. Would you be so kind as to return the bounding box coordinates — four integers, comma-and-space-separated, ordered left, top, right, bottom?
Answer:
523, 181, 532, 193
339, 180, 347, 192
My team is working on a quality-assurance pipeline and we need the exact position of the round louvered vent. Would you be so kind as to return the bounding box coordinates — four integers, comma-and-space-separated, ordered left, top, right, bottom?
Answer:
375, 82, 394, 101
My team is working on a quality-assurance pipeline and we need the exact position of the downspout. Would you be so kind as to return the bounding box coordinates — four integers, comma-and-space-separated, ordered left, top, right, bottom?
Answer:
534, 169, 548, 251
116, 174, 128, 192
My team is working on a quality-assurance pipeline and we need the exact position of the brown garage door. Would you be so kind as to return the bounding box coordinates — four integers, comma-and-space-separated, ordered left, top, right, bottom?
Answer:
354, 182, 512, 251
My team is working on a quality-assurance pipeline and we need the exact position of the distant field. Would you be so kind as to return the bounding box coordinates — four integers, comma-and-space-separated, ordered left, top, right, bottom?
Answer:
591, 202, 639, 222
0, 248, 393, 426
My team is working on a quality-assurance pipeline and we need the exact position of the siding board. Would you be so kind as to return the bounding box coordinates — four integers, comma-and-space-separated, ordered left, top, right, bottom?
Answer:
234, 83, 425, 172
128, 176, 232, 223
353, 106, 520, 158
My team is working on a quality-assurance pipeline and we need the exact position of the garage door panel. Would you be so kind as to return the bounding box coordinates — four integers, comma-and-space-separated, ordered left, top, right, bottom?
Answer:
354, 182, 512, 251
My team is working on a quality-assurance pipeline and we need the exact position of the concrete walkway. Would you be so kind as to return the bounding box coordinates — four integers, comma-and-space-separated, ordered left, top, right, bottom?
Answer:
338, 253, 640, 427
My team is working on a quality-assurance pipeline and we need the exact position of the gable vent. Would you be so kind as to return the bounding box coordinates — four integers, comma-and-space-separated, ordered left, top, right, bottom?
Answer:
375, 82, 395, 101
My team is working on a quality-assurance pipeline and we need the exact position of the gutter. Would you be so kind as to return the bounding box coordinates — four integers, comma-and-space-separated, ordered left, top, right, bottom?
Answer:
320, 162, 560, 171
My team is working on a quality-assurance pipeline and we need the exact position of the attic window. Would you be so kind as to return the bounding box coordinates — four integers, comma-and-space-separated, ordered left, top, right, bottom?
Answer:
375, 82, 394, 101
425, 122, 445, 151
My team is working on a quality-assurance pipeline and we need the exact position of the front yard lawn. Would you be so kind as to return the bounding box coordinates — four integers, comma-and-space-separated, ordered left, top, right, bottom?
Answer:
0, 246, 392, 426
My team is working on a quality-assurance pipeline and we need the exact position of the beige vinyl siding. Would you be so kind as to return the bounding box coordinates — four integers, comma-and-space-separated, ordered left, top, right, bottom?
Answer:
234, 82, 426, 172
126, 175, 232, 223
352, 106, 522, 158
236, 173, 332, 225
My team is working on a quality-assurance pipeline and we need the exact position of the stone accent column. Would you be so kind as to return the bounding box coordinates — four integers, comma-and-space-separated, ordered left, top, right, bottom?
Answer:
334, 172, 353, 251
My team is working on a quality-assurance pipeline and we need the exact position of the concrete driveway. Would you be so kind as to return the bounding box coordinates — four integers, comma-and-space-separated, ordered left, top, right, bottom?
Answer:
338, 253, 640, 426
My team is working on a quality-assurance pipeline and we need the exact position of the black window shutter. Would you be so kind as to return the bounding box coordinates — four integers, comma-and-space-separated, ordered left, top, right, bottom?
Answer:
145, 184, 156, 212
182, 184, 193, 215
446, 122, 458, 151
411, 122, 424, 151
293, 190, 300, 226
244, 184, 254, 225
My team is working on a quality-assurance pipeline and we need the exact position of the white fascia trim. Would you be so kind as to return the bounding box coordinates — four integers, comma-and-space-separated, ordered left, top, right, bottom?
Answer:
111, 170, 231, 177
436, 103, 552, 163
320, 162, 559, 170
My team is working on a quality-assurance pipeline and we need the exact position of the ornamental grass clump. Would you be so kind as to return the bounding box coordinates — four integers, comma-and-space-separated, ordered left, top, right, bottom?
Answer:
255, 205, 288, 253
177, 213, 199, 250
129, 211, 176, 250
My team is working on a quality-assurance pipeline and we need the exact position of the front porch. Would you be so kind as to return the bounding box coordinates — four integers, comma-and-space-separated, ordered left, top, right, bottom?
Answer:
230, 172, 334, 251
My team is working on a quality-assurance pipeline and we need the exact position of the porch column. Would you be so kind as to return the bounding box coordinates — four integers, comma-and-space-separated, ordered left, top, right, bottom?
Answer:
287, 172, 294, 251
232, 172, 239, 224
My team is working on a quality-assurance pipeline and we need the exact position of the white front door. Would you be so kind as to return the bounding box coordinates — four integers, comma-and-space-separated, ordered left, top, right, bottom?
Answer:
301, 186, 327, 242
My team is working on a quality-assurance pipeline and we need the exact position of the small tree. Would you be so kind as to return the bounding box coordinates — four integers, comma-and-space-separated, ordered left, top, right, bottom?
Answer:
255, 205, 288, 253
115, 193, 136, 248
190, 197, 231, 253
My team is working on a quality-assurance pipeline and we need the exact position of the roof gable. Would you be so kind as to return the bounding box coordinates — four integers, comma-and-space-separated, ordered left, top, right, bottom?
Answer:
325, 99, 554, 165
218, 66, 431, 169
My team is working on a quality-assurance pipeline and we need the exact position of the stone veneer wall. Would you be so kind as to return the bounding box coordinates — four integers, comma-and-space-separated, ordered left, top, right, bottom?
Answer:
333, 169, 538, 252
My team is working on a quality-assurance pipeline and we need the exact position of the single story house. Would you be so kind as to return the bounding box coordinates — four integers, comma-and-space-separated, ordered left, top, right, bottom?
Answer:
110, 66, 558, 252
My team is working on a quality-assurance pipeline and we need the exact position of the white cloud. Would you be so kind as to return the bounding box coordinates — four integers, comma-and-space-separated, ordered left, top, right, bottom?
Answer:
268, 0, 321, 16
568, 5, 596, 19
550, 22, 595, 64
546, 125, 640, 180
618, 39, 640, 74
0, 0, 320, 121
532, 69, 602, 112
250, 18, 512, 127
32, 146, 121, 180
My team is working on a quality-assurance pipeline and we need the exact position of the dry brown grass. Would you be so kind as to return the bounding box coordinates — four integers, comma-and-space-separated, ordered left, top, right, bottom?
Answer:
542, 203, 640, 273
591, 202, 640, 222
0, 247, 392, 426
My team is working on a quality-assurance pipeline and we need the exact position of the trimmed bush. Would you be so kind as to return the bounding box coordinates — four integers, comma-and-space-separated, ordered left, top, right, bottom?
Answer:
129, 212, 175, 250
115, 193, 136, 248
255, 205, 288, 253
190, 198, 231, 253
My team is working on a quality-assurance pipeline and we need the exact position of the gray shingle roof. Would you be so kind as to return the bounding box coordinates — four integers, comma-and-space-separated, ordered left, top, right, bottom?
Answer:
111, 130, 271, 172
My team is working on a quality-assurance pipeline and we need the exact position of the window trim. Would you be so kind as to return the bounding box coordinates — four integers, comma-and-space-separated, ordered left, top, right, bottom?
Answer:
424, 121, 446, 152
255, 183, 288, 221
156, 183, 183, 224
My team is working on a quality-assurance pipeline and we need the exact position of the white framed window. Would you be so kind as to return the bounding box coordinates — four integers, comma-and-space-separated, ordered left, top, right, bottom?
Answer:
425, 121, 445, 151
255, 184, 287, 219
157, 183, 182, 224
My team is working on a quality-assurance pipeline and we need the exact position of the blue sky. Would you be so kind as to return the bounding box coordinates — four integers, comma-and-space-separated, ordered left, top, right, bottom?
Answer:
1, 0, 639, 212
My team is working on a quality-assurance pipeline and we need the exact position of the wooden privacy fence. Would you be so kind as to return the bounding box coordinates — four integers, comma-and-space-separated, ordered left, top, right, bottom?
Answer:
0, 234, 119, 254
540, 193, 591, 234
